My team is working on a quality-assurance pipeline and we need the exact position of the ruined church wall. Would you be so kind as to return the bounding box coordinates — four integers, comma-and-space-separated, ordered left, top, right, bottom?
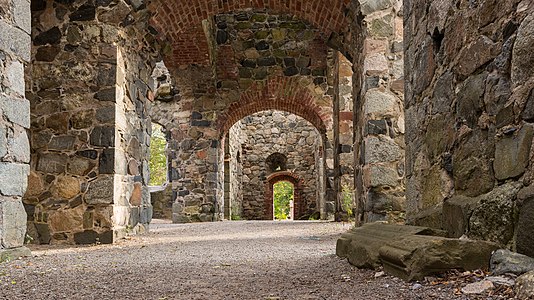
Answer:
151, 66, 221, 223
228, 120, 245, 219
236, 111, 320, 220
151, 11, 338, 223
405, 0, 534, 254
0, 0, 31, 251
25, 0, 157, 244
337, 54, 355, 192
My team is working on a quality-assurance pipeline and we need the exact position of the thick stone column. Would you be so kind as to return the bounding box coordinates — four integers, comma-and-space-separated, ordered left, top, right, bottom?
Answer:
151, 66, 222, 223
0, 0, 32, 260
353, 0, 406, 225
25, 0, 156, 244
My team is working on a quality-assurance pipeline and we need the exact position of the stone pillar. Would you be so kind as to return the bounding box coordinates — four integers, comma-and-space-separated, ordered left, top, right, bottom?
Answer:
334, 52, 356, 220
0, 0, 32, 260
151, 66, 222, 224
25, 0, 156, 244
333, 52, 342, 219
353, 0, 406, 224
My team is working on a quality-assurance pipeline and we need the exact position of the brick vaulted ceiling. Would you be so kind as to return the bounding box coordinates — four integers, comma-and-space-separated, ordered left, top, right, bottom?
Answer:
149, 0, 353, 67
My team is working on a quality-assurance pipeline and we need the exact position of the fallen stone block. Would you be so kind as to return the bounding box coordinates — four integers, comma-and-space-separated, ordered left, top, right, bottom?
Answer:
336, 222, 445, 269
490, 249, 534, 276
337, 222, 498, 281
379, 235, 499, 281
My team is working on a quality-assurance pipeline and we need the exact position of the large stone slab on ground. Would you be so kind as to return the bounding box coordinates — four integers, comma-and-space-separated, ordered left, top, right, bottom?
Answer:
0, 246, 31, 263
490, 249, 534, 276
336, 222, 445, 269
337, 222, 498, 281
379, 235, 499, 281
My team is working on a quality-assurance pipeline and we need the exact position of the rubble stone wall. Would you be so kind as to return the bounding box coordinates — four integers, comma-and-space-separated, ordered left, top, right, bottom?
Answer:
404, 0, 534, 253
230, 111, 321, 220
228, 120, 245, 219
24, 0, 157, 244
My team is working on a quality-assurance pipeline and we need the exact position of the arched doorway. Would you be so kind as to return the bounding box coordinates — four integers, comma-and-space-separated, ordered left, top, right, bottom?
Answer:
265, 171, 304, 220
273, 181, 294, 220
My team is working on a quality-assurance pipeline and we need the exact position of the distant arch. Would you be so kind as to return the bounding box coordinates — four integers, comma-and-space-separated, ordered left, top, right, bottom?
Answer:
217, 76, 331, 137
265, 171, 304, 220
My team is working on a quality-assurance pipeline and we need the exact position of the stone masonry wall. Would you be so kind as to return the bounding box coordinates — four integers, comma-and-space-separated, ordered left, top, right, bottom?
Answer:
338, 54, 355, 193
25, 0, 157, 244
405, 0, 534, 253
228, 121, 245, 219
234, 111, 320, 220
354, 0, 406, 224
151, 65, 221, 223
0, 0, 31, 252
151, 10, 338, 223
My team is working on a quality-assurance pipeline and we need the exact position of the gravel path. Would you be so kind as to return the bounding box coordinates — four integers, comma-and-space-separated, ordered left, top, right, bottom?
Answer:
0, 221, 504, 299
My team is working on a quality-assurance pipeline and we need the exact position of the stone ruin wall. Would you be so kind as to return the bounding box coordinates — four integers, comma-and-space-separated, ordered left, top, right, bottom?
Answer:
352, 0, 406, 224
150, 65, 222, 223
405, 0, 534, 255
229, 111, 321, 220
151, 10, 339, 223
0, 0, 31, 252
227, 120, 245, 219
149, 2, 410, 224
337, 54, 355, 192
24, 0, 157, 244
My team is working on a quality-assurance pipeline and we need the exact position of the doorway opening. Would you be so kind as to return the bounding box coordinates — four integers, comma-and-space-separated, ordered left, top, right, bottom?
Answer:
273, 181, 294, 220
149, 122, 168, 186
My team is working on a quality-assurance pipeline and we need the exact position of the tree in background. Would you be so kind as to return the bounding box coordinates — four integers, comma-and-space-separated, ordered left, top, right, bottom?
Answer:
149, 123, 167, 186
341, 184, 354, 217
273, 181, 294, 220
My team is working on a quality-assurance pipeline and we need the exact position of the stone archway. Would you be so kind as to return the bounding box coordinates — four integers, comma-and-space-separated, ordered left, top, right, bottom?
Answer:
265, 171, 304, 220
217, 76, 332, 137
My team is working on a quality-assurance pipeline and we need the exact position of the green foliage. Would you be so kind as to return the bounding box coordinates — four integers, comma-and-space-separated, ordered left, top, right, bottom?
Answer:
308, 211, 320, 220
149, 123, 167, 186
341, 184, 354, 217
231, 215, 242, 221
273, 181, 294, 220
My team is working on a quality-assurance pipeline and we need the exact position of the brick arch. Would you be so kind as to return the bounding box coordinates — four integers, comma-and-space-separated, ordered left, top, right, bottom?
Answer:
217, 76, 331, 136
265, 171, 305, 220
149, 0, 355, 67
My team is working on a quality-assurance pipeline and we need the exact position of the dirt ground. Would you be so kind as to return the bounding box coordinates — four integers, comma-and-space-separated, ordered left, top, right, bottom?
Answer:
0, 221, 512, 299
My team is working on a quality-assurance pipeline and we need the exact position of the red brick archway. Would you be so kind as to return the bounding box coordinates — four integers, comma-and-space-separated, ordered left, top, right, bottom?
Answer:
217, 76, 331, 137
149, 0, 354, 67
265, 171, 304, 220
